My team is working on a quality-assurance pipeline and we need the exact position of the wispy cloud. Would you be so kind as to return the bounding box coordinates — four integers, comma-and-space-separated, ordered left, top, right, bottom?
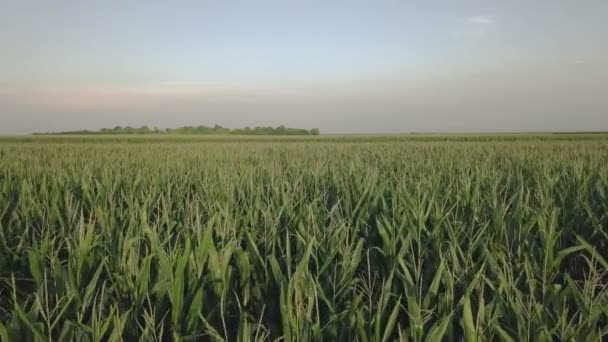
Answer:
568, 59, 586, 65
466, 15, 495, 25
450, 15, 496, 38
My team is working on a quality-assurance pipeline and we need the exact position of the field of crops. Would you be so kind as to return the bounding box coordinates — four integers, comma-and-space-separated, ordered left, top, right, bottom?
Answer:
0, 136, 607, 341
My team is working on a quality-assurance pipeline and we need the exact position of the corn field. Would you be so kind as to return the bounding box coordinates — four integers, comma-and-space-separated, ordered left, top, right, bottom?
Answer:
0, 137, 607, 341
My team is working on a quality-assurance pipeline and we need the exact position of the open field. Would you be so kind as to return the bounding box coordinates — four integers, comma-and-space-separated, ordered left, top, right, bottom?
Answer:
2, 133, 608, 144
1, 135, 607, 340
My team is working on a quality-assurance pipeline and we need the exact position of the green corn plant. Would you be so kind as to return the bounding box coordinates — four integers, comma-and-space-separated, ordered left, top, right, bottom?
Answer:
0, 136, 607, 340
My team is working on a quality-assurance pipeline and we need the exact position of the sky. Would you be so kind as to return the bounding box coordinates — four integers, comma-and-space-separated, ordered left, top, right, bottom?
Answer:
1, 0, 607, 134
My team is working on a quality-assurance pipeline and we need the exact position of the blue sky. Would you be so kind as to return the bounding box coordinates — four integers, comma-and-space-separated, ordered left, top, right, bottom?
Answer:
1, 1, 607, 133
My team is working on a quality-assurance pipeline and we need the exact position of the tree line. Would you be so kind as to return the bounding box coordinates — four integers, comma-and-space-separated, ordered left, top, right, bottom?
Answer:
35, 125, 321, 136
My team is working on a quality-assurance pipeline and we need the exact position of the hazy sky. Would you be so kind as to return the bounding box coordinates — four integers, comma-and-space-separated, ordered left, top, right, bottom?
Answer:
1, 1, 607, 134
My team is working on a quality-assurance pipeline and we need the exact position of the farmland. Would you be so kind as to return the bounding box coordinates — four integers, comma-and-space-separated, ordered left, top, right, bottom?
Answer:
0, 135, 607, 341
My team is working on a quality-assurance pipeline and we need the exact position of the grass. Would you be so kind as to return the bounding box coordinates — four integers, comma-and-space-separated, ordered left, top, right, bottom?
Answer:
2, 132, 608, 144
0, 135, 607, 341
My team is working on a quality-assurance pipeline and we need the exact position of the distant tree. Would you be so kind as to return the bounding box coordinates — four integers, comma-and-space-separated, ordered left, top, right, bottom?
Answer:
40, 124, 317, 136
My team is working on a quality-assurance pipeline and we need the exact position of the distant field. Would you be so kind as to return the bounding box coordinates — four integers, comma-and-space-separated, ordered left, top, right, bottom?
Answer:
2, 132, 608, 144
0, 135, 607, 340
